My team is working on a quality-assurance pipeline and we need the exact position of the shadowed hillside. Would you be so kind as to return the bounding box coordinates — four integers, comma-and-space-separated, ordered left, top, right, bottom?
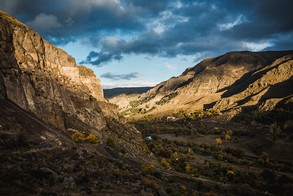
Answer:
110, 50, 293, 120
104, 87, 152, 99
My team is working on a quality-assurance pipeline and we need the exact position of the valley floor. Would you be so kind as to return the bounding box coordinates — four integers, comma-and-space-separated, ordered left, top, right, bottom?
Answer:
133, 115, 293, 195
1, 100, 293, 195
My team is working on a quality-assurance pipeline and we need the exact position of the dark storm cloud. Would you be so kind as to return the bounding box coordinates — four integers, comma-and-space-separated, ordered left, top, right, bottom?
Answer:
0, 0, 145, 44
80, 51, 122, 66
100, 72, 139, 80
229, 0, 293, 40
1, 0, 292, 65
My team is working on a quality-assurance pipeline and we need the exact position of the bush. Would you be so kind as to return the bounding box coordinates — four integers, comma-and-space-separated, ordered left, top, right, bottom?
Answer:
106, 137, 115, 148
172, 151, 179, 159
227, 170, 236, 176
72, 132, 85, 142
225, 131, 232, 141
161, 158, 171, 168
156, 92, 178, 105
185, 163, 192, 174
141, 164, 155, 174
85, 134, 100, 144
215, 137, 222, 145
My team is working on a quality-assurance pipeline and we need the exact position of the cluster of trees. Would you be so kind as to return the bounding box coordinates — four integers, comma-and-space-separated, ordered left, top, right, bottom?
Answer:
71, 132, 100, 144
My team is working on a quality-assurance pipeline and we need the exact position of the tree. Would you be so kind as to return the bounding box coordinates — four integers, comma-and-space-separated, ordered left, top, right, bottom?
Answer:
86, 134, 99, 144
161, 158, 171, 168
141, 164, 155, 174
185, 163, 192, 174
225, 133, 231, 141
172, 151, 179, 159
215, 137, 222, 145
188, 148, 193, 154
72, 132, 85, 142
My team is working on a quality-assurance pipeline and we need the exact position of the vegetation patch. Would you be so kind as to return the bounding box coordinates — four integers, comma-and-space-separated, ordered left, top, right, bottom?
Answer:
156, 92, 178, 105
134, 116, 293, 195
71, 131, 100, 144
129, 95, 155, 108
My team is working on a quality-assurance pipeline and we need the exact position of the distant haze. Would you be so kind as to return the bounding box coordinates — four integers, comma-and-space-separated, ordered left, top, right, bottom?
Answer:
104, 87, 152, 99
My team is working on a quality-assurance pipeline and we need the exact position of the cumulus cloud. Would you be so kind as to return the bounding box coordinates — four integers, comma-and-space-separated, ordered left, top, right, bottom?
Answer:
100, 72, 139, 81
242, 41, 273, 52
27, 13, 61, 31
1, 0, 292, 64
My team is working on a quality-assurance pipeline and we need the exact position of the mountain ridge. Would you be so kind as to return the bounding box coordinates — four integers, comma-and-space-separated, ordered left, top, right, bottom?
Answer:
104, 86, 152, 99
109, 50, 293, 119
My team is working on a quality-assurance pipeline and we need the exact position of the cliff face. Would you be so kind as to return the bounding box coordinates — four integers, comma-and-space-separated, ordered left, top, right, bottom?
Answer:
0, 10, 109, 130
214, 54, 293, 111
110, 50, 293, 118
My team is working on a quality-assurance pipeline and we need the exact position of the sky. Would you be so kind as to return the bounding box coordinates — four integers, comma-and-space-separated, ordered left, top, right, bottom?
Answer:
1, 0, 293, 88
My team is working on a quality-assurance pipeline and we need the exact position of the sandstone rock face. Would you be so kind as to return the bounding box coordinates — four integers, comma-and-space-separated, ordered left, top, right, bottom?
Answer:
214, 54, 293, 111
0, 11, 109, 130
110, 50, 293, 118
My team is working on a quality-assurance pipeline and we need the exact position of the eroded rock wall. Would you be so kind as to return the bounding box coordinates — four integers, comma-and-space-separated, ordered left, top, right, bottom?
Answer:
0, 11, 107, 130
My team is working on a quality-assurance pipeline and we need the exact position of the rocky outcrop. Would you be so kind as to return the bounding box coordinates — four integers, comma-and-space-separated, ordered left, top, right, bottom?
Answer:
111, 50, 293, 118
0, 10, 110, 130
214, 54, 293, 111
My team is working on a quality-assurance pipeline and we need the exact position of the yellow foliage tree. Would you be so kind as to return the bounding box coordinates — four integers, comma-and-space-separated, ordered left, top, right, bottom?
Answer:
185, 163, 192, 174
215, 137, 222, 145
141, 164, 155, 174
161, 158, 171, 168
188, 148, 193, 154
227, 170, 236, 176
86, 134, 100, 144
225, 133, 231, 141
72, 132, 85, 142
172, 151, 179, 159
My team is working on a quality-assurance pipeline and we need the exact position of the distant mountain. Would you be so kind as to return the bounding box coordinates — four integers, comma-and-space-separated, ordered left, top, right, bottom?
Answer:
104, 87, 152, 99
110, 50, 293, 119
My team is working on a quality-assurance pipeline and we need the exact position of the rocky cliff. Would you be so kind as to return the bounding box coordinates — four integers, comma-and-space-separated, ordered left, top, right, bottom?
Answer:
0, 10, 155, 195
111, 50, 293, 119
0, 10, 113, 130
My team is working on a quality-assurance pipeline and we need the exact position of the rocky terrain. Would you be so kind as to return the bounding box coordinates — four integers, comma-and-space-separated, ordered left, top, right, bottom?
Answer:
110, 50, 293, 120
106, 50, 293, 195
1, 10, 293, 195
0, 10, 153, 195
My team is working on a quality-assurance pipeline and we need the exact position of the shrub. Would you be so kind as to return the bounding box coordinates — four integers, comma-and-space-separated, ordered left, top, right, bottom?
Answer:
215, 137, 222, 145
225, 134, 231, 141
172, 151, 179, 159
227, 170, 236, 176
85, 134, 100, 144
72, 132, 85, 142
188, 148, 193, 154
141, 164, 155, 174
155, 92, 178, 105
106, 137, 115, 148
185, 163, 192, 174
161, 158, 171, 168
